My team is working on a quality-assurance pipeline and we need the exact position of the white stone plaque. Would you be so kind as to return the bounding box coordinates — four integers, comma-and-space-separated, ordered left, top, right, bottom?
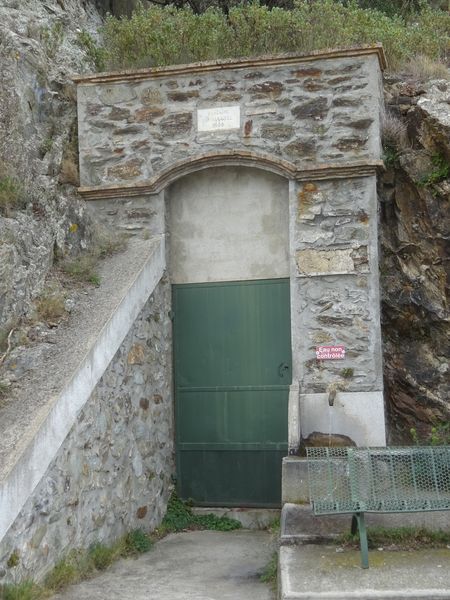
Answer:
197, 106, 240, 132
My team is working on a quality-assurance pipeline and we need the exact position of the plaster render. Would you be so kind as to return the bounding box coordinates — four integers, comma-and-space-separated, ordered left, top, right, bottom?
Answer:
167, 167, 289, 283
300, 391, 386, 447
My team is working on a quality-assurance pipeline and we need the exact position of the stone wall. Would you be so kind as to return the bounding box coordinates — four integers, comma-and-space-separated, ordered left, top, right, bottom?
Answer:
75, 49, 384, 189
0, 278, 174, 583
291, 176, 382, 393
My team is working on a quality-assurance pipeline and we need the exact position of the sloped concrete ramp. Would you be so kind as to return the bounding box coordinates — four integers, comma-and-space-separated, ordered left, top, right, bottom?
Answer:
54, 530, 275, 600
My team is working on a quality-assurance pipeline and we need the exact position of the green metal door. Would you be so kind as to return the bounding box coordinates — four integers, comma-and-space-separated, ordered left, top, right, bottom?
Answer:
173, 278, 291, 507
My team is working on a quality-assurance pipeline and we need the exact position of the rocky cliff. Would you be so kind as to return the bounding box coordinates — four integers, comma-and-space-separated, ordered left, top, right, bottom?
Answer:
381, 78, 450, 442
0, 0, 102, 330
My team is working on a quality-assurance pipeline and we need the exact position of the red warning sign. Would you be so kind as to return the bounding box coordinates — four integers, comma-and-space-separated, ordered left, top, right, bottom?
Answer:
315, 345, 346, 360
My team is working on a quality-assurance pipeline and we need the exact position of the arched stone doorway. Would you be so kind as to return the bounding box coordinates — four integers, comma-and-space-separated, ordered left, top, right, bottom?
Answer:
75, 47, 388, 507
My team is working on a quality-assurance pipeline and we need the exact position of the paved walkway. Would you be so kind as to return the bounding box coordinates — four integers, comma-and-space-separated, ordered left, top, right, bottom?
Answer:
54, 530, 276, 600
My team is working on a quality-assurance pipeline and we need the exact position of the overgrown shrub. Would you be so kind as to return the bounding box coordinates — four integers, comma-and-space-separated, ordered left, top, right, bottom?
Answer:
125, 529, 154, 553
35, 287, 66, 322
160, 492, 242, 532
89, 0, 450, 72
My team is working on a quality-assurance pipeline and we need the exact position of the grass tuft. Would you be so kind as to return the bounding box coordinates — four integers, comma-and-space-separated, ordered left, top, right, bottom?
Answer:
339, 526, 450, 550
88, 543, 116, 571
35, 288, 66, 322
403, 54, 450, 81
0, 580, 44, 600
125, 529, 154, 554
260, 551, 278, 590
0, 174, 23, 216
418, 152, 450, 187
44, 556, 79, 591
1, 530, 155, 599
59, 228, 127, 286
60, 254, 99, 285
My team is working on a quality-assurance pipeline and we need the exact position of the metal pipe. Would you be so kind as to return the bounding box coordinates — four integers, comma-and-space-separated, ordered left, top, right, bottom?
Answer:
328, 388, 337, 407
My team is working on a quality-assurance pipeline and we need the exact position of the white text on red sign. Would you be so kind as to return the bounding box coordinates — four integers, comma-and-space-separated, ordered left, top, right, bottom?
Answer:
315, 345, 346, 360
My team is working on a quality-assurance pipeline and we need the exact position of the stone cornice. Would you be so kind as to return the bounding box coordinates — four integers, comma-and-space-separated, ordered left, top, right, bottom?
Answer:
73, 45, 386, 86
78, 152, 384, 200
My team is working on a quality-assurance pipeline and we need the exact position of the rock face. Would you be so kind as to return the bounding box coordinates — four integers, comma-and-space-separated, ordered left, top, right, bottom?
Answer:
381, 78, 450, 443
303, 432, 356, 448
0, 0, 102, 329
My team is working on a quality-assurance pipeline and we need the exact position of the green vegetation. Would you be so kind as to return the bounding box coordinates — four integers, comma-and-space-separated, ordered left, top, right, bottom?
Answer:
43, 556, 79, 591
260, 552, 278, 590
88, 543, 117, 571
410, 421, 450, 445
76, 31, 107, 71
59, 228, 127, 286
60, 254, 100, 285
418, 152, 450, 187
41, 21, 64, 59
0, 530, 154, 600
0, 580, 40, 600
340, 368, 354, 379
159, 492, 241, 533
125, 528, 154, 553
77, 0, 450, 73
6, 552, 20, 569
0, 380, 10, 400
0, 174, 23, 216
339, 526, 450, 550
0, 506, 238, 600
383, 146, 400, 167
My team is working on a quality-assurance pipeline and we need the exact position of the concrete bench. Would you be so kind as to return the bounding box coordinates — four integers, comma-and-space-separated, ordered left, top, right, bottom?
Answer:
306, 446, 450, 568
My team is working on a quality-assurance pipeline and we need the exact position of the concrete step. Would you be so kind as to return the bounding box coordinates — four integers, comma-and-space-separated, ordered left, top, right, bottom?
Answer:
191, 507, 280, 530
281, 503, 450, 545
279, 543, 450, 599
280, 503, 450, 599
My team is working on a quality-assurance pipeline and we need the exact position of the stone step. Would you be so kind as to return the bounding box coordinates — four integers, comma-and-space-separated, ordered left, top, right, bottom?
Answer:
280, 503, 450, 599
192, 507, 280, 530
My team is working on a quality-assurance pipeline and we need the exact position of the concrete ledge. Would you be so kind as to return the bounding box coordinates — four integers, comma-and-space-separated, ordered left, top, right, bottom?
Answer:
73, 45, 386, 84
282, 457, 310, 505
0, 238, 166, 543
78, 154, 383, 201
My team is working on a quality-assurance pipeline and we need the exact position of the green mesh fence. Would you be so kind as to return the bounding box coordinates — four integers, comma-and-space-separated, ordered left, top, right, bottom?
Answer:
307, 446, 450, 515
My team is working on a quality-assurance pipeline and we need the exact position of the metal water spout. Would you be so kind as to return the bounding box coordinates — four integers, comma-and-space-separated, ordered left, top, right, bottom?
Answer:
328, 387, 337, 407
